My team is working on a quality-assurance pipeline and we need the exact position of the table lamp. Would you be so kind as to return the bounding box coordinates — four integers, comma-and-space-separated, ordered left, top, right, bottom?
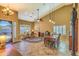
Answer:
0, 35, 6, 49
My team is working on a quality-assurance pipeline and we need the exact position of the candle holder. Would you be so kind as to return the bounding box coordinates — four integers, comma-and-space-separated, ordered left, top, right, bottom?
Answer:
0, 35, 6, 49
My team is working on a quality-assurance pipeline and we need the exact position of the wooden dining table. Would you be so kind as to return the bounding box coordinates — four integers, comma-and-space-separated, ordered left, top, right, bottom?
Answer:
44, 37, 56, 47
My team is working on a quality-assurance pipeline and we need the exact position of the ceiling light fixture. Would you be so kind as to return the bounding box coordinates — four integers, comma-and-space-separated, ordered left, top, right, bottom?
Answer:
49, 20, 52, 22
49, 19, 55, 24
34, 9, 40, 22
37, 9, 40, 22
51, 21, 55, 24
48, 4, 55, 24
2, 4, 14, 16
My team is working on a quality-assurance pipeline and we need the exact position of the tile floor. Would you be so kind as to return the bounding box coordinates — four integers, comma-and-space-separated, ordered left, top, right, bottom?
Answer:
13, 38, 71, 56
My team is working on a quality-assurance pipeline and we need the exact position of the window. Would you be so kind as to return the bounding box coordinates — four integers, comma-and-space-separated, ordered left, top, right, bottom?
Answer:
20, 25, 31, 34
0, 20, 12, 42
53, 25, 66, 35
12, 22, 16, 42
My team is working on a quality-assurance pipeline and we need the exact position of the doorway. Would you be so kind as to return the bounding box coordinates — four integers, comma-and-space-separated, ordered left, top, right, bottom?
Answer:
0, 20, 12, 43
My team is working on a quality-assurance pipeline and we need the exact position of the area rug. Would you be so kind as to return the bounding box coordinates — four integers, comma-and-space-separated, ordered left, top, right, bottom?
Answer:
24, 37, 44, 42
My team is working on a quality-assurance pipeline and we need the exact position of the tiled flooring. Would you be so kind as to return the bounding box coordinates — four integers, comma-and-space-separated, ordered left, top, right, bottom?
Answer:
13, 38, 71, 56
0, 38, 71, 56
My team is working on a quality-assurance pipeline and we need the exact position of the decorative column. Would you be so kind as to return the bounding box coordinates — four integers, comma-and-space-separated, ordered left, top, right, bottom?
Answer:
71, 3, 77, 56
77, 3, 79, 56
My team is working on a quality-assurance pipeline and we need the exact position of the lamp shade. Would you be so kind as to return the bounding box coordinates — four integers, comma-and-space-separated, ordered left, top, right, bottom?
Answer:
0, 35, 6, 49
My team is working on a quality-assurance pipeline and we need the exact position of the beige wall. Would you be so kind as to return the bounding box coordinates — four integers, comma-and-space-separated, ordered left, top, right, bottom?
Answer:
36, 5, 72, 35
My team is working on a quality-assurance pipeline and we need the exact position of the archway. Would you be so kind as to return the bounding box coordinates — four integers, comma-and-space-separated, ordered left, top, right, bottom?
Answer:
0, 20, 12, 43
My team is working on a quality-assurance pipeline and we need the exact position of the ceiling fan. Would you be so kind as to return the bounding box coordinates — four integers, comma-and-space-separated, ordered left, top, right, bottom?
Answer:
34, 9, 43, 22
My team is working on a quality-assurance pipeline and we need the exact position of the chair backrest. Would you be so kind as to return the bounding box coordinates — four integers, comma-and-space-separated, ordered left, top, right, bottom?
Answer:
57, 34, 61, 40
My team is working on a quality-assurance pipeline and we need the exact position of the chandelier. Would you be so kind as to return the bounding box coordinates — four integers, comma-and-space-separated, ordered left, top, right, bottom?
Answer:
2, 7, 14, 16
48, 4, 55, 24
49, 19, 55, 24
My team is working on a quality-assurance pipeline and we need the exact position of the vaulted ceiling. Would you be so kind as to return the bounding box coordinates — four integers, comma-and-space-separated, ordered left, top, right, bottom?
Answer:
0, 3, 71, 22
